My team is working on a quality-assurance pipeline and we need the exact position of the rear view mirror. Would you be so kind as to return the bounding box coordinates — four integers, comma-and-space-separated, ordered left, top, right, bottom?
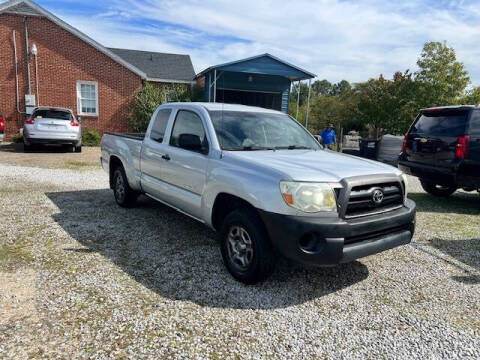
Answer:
178, 133, 203, 152
77, 117, 83, 123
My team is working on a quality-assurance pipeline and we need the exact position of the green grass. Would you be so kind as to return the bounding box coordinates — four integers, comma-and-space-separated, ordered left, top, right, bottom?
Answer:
0, 242, 34, 271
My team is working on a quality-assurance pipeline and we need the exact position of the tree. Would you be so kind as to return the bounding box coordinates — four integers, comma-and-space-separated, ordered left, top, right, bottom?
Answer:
128, 82, 191, 132
458, 86, 480, 105
290, 82, 311, 106
355, 71, 419, 136
312, 79, 332, 96
415, 41, 470, 105
331, 80, 352, 96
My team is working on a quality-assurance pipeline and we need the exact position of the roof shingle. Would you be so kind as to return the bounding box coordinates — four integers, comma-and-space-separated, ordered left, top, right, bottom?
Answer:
108, 48, 196, 83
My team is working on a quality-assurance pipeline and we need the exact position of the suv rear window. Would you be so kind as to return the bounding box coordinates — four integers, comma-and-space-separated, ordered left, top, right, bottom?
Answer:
33, 109, 72, 120
411, 110, 469, 137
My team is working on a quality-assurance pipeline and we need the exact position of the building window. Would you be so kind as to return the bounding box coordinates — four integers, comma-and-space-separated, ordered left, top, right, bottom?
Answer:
76, 81, 98, 116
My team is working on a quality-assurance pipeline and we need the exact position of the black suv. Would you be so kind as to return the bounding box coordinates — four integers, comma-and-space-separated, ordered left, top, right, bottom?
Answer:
398, 105, 480, 197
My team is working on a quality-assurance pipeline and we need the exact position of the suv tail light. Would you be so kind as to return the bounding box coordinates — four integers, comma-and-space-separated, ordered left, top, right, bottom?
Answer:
70, 119, 80, 127
0, 115, 4, 132
455, 135, 469, 159
401, 133, 408, 153
25, 116, 35, 125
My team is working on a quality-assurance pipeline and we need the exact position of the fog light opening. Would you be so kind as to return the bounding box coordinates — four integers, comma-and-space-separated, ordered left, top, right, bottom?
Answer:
299, 233, 326, 253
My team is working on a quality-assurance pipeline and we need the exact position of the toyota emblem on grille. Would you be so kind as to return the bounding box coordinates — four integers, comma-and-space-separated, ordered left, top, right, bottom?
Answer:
372, 189, 384, 205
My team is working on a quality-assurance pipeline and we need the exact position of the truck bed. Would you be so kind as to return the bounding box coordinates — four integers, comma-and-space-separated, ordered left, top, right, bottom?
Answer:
103, 132, 145, 141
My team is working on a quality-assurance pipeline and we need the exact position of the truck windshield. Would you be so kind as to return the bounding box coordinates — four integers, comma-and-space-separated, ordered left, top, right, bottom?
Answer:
411, 110, 469, 137
208, 110, 320, 151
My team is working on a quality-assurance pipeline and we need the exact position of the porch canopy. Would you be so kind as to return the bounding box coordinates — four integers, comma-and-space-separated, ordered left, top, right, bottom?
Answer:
197, 53, 315, 114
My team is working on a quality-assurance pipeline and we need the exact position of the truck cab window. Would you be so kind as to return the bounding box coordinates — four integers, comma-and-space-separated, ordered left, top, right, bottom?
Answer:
170, 110, 208, 152
150, 109, 172, 142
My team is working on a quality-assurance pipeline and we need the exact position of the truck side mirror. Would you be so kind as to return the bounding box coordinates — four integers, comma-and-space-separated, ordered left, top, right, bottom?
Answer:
77, 117, 83, 123
179, 133, 203, 152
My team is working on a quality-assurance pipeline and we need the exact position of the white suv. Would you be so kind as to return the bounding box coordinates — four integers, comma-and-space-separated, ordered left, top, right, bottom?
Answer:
23, 107, 82, 152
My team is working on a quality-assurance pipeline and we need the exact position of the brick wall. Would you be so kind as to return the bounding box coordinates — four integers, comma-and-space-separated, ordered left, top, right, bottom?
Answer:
0, 13, 143, 139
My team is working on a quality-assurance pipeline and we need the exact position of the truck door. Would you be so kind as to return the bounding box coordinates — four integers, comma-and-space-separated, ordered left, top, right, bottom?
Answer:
157, 109, 210, 219
140, 108, 173, 199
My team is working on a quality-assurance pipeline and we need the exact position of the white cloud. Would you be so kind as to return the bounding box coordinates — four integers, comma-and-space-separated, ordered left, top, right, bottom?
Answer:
52, 0, 480, 83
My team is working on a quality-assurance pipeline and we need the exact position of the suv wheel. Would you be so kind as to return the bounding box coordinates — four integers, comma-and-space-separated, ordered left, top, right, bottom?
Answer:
219, 208, 276, 284
74, 145, 82, 153
112, 167, 138, 207
420, 180, 457, 197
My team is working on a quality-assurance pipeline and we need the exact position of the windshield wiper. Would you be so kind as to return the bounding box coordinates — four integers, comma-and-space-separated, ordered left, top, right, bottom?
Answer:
275, 145, 313, 150
224, 146, 275, 151
242, 146, 275, 151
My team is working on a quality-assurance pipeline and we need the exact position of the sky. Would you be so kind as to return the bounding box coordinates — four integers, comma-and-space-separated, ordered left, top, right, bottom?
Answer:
19, 0, 480, 84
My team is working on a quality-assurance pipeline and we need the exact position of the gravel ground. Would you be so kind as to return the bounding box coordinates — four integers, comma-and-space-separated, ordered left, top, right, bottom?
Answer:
0, 143, 100, 170
0, 161, 479, 359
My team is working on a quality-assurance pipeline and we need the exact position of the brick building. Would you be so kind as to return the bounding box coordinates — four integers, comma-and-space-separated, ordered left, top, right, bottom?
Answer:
0, 0, 195, 139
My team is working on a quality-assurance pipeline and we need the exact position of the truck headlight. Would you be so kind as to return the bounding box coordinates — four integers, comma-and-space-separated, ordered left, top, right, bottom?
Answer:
401, 173, 409, 201
280, 181, 337, 213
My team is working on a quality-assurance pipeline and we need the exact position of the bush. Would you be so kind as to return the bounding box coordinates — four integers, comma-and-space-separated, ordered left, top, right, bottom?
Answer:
128, 82, 193, 132
82, 129, 101, 146
11, 133, 23, 143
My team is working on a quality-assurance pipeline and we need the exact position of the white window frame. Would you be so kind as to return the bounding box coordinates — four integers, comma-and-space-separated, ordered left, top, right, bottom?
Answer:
76, 81, 99, 116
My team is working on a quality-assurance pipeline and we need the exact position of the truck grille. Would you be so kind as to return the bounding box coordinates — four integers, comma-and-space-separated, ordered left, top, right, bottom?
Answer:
344, 182, 403, 218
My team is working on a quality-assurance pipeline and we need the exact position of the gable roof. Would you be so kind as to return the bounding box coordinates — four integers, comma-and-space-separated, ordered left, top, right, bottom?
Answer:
197, 53, 316, 81
1, 0, 196, 84
0, 0, 147, 78
108, 48, 196, 84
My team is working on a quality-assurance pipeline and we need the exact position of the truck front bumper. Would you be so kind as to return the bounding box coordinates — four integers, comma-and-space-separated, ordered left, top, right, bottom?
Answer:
259, 199, 416, 266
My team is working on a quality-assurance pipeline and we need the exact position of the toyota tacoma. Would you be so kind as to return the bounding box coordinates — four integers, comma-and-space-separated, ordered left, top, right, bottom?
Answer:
101, 103, 416, 284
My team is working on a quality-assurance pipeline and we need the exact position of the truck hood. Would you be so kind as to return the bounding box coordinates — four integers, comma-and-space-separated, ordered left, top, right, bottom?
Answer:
227, 149, 401, 182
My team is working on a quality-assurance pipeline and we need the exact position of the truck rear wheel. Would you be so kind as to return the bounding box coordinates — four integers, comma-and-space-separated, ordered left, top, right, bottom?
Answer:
420, 180, 457, 197
112, 167, 138, 207
219, 208, 276, 284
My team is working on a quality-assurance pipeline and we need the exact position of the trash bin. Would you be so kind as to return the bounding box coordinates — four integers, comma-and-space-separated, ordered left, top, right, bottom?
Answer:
360, 139, 379, 160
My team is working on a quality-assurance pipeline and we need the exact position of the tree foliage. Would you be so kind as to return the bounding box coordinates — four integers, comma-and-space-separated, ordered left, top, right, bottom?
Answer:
128, 82, 192, 132
415, 41, 470, 105
291, 41, 474, 137
355, 71, 419, 135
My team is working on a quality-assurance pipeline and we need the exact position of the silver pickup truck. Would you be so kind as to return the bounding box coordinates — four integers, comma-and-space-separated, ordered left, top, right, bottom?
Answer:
101, 103, 416, 284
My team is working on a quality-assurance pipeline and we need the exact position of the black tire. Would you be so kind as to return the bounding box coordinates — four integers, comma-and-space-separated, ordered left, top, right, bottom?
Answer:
219, 208, 276, 284
112, 167, 138, 207
420, 180, 457, 197
24, 143, 32, 152
75, 145, 82, 153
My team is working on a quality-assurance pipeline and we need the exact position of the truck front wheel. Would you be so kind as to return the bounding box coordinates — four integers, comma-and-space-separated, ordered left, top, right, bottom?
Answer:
219, 208, 276, 284
112, 167, 138, 207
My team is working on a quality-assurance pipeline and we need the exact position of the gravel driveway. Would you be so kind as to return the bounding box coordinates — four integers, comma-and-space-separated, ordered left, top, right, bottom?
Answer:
0, 156, 479, 359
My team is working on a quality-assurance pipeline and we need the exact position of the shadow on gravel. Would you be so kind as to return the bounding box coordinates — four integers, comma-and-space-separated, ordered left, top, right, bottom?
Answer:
409, 192, 480, 215
0, 142, 72, 153
429, 238, 480, 285
46, 189, 369, 310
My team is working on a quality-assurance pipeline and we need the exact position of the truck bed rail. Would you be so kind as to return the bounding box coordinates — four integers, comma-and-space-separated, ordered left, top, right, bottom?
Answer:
103, 132, 145, 141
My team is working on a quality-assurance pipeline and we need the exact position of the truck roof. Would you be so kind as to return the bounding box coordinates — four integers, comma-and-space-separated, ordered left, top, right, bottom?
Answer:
165, 102, 285, 114
421, 105, 478, 112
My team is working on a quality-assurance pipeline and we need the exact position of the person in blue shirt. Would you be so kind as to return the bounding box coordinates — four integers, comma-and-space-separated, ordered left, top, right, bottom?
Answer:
321, 124, 337, 149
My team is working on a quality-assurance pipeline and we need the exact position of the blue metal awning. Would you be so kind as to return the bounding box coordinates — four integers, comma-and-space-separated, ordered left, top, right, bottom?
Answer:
197, 53, 315, 81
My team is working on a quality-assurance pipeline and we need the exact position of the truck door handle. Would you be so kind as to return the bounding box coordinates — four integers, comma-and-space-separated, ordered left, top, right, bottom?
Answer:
161, 154, 171, 161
